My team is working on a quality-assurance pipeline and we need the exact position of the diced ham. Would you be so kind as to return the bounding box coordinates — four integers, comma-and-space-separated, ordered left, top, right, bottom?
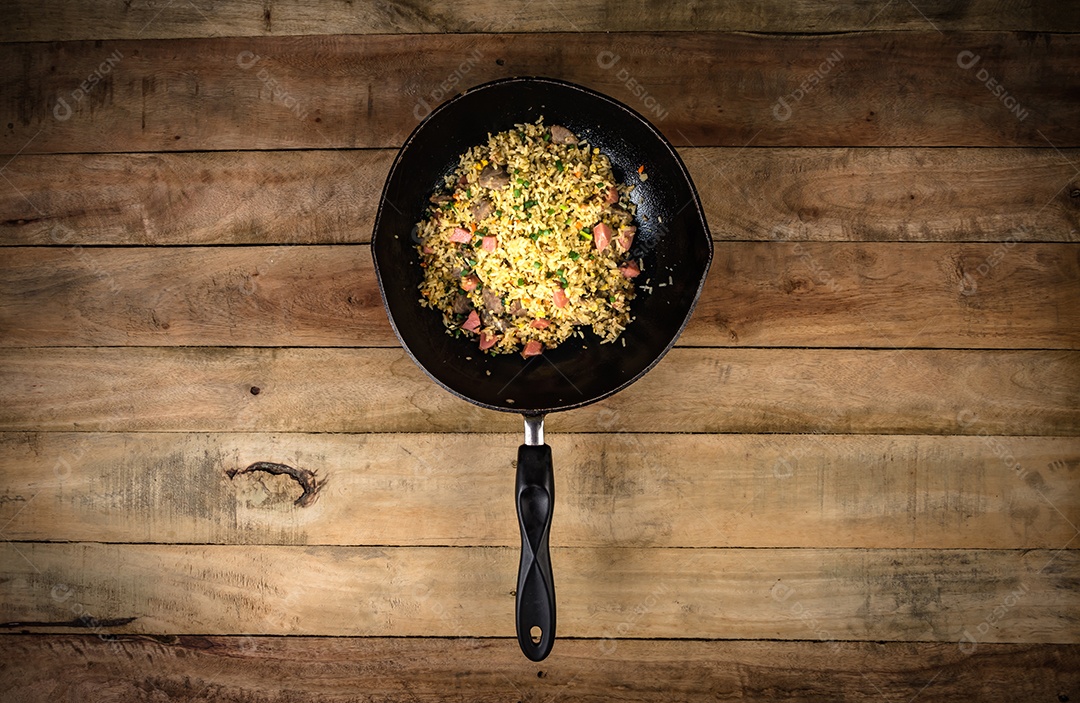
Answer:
422, 245, 434, 254
530, 318, 551, 330
481, 236, 497, 252
552, 288, 569, 308
619, 260, 641, 279
449, 227, 472, 243
550, 125, 577, 144
593, 222, 613, 252
462, 310, 481, 333
479, 330, 500, 350
604, 185, 619, 205
460, 274, 480, 291
615, 225, 636, 252
522, 340, 543, 358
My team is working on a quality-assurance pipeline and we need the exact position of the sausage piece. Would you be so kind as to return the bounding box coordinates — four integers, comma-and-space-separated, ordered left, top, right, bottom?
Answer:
593, 222, 613, 252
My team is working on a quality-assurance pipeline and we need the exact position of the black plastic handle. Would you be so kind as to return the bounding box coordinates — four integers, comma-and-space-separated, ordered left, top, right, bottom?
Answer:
515, 443, 555, 661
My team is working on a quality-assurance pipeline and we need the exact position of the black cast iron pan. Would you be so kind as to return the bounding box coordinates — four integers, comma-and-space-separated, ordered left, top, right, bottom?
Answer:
372, 77, 712, 661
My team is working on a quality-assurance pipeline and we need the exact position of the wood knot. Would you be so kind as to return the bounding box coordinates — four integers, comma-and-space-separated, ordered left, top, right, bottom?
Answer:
227, 462, 322, 507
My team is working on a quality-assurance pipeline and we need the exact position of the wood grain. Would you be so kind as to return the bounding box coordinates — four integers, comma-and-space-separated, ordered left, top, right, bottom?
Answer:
3, 33, 1078, 154
5, 0, 1078, 41
1, 543, 1074, 641
1, 636, 1076, 703
0, 151, 389, 246
0, 348, 1076, 434
1, 432, 1076, 549
2, 243, 1077, 349
2, 148, 1078, 246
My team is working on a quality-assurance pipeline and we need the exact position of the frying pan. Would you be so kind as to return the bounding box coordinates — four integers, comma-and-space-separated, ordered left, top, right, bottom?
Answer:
372, 77, 712, 661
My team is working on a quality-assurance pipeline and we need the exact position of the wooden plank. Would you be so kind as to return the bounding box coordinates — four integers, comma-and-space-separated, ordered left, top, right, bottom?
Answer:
2, 243, 1077, 349
1, 432, 1076, 549
692, 148, 1080, 244
0, 543, 1074, 640
1, 348, 1076, 435
5, 0, 1077, 42
2, 33, 1077, 153
0, 151, 390, 246
1, 636, 1076, 703
2, 148, 1078, 247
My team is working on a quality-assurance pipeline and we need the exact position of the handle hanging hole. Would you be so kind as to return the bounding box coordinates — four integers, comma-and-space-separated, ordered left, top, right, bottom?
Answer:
530, 626, 542, 644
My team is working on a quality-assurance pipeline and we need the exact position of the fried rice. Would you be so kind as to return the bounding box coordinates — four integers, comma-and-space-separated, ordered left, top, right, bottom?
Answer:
414, 118, 642, 358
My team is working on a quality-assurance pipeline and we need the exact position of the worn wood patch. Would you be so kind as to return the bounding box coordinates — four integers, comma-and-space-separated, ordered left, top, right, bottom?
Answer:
2, 243, 1077, 348
0, 348, 1077, 434
4, 0, 1078, 41
0, 432, 1076, 549
0, 636, 1076, 702
0, 543, 1074, 641
2, 149, 1077, 246
2, 33, 1077, 153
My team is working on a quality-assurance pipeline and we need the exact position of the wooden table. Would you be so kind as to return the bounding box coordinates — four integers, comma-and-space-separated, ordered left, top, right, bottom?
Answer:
1, 2, 1078, 700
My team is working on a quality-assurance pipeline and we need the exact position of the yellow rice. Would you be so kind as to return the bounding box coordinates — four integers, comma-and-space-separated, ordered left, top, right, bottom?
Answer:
415, 118, 640, 356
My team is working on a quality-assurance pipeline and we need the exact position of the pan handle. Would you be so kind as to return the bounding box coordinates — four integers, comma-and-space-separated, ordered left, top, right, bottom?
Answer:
516, 414, 555, 661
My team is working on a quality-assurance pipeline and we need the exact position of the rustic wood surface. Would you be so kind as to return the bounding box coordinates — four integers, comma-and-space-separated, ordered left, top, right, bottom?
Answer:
3, 33, 1079, 153
3, 149, 1078, 246
5, 0, 1079, 41
1, 2, 1078, 700
1, 637, 1076, 703
2, 543, 1074, 640
2, 243, 1078, 348
2, 348, 1078, 434
2, 432, 1076, 548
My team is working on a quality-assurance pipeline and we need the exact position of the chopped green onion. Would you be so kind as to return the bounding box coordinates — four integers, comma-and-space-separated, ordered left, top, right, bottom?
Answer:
533, 261, 542, 269
517, 278, 525, 286
524, 200, 537, 209
547, 208, 555, 215
555, 160, 563, 171
513, 188, 521, 198
465, 188, 472, 198
568, 251, 580, 260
